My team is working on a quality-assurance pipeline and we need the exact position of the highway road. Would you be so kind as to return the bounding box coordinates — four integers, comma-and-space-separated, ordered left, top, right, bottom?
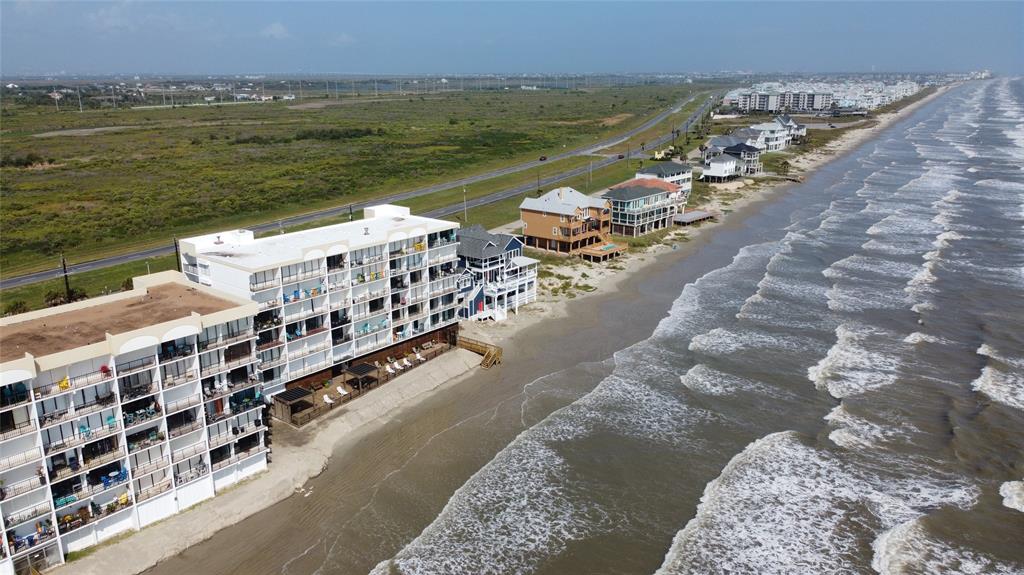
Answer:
1, 92, 716, 290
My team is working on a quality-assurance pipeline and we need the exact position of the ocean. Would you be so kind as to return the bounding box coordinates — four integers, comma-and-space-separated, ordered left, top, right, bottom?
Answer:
145, 78, 1024, 575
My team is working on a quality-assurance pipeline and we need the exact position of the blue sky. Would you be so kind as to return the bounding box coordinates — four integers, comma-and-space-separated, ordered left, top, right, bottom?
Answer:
1, 1, 1021, 76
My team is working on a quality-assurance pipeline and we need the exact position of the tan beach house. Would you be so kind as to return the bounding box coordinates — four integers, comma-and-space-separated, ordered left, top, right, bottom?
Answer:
519, 187, 624, 262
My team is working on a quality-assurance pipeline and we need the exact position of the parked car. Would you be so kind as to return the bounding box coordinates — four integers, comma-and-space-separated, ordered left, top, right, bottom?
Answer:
617, 154, 625, 159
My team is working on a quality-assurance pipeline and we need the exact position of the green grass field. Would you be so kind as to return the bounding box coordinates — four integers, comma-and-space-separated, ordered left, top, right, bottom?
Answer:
1, 85, 717, 276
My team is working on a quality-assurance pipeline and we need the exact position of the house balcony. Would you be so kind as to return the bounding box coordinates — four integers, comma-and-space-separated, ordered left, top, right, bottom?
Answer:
287, 360, 329, 380
199, 330, 255, 352
158, 345, 194, 364
164, 395, 203, 417
256, 339, 285, 353
7, 527, 56, 557
287, 341, 331, 362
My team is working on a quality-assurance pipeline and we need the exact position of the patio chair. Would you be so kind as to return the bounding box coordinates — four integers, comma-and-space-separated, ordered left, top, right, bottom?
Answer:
336, 386, 349, 397
79, 424, 92, 439
385, 364, 396, 376
323, 394, 335, 406
393, 361, 404, 372
402, 357, 413, 368
101, 476, 111, 489
107, 415, 117, 429
415, 352, 426, 363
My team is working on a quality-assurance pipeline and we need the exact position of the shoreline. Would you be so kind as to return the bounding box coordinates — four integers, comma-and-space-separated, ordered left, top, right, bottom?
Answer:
465, 84, 952, 346
54, 84, 950, 575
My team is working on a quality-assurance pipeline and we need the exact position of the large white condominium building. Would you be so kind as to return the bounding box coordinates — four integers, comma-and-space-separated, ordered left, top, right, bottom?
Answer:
736, 91, 833, 113
178, 205, 461, 397
0, 272, 268, 574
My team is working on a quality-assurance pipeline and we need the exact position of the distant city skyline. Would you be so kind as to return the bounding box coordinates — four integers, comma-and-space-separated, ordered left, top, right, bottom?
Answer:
1, 1, 1021, 76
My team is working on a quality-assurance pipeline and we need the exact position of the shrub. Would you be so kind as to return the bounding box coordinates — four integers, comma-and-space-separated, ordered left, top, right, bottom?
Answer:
3, 300, 28, 316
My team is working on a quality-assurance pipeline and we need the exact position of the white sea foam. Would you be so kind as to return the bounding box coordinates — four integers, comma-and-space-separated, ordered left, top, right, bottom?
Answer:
971, 365, 1024, 412
654, 432, 978, 575
824, 404, 911, 450
808, 324, 903, 398
872, 518, 1022, 575
679, 364, 771, 397
1000, 480, 1024, 513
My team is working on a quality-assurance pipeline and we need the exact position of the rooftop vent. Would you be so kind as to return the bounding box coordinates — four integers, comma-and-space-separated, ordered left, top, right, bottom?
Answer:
363, 227, 370, 236
214, 235, 223, 245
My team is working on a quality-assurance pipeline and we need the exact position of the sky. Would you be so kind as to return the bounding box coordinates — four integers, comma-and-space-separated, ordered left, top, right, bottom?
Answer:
1, 1, 1021, 76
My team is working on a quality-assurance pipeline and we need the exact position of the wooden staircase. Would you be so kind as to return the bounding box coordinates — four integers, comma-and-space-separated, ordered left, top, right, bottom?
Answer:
457, 335, 503, 368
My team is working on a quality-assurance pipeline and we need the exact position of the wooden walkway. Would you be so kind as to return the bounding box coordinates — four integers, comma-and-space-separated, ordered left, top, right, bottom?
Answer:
457, 336, 503, 368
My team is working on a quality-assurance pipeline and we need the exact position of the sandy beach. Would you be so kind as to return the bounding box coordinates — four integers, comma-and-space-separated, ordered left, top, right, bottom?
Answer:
55, 84, 950, 575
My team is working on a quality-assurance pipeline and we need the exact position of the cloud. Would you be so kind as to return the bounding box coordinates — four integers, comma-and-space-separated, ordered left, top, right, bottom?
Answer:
328, 33, 357, 47
260, 22, 290, 40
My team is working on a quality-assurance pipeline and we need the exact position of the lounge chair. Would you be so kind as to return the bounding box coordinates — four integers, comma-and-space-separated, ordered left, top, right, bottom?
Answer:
385, 364, 396, 376
336, 386, 349, 397
323, 394, 335, 406
402, 357, 413, 368
393, 361, 404, 372
415, 352, 426, 363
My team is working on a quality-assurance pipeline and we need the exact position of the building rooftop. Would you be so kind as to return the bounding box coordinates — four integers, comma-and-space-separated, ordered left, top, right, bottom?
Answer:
180, 205, 457, 271
0, 279, 243, 363
457, 225, 518, 261
520, 187, 607, 217
604, 179, 678, 202
636, 162, 692, 177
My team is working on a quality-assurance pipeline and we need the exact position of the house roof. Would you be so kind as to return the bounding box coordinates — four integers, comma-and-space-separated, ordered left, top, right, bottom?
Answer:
510, 255, 539, 268
724, 143, 761, 154
709, 155, 736, 165
457, 225, 519, 260
636, 162, 692, 177
775, 114, 795, 125
708, 135, 744, 149
604, 184, 673, 202
732, 128, 763, 140
613, 178, 679, 192
750, 122, 785, 132
520, 187, 606, 217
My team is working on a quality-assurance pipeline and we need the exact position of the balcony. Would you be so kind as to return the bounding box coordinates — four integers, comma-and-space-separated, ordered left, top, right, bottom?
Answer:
127, 431, 165, 454
256, 339, 285, 353
7, 527, 56, 556
159, 344, 194, 364
168, 418, 203, 439
249, 277, 280, 292
45, 421, 120, 456
0, 420, 36, 442
287, 341, 330, 362
199, 329, 255, 352
287, 326, 328, 344
164, 395, 202, 417
171, 441, 208, 464
120, 381, 158, 403
4, 501, 52, 529
281, 268, 324, 285
36, 368, 115, 399
1, 473, 45, 503
116, 356, 156, 377
132, 455, 170, 478
287, 360, 329, 380
136, 479, 173, 503
162, 369, 197, 390
175, 463, 210, 487
211, 445, 266, 472
82, 447, 125, 472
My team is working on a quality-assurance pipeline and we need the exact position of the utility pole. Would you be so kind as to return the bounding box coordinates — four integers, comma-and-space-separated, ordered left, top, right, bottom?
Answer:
374, 78, 378, 97
60, 253, 72, 302
77, 87, 83, 113
53, 87, 60, 112
299, 80, 303, 100
588, 160, 593, 193
463, 186, 468, 222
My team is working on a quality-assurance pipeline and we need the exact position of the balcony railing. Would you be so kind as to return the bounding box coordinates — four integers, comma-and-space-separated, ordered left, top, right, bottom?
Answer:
0, 420, 36, 442
132, 455, 170, 478
168, 419, 203, 439
172, 441, 208, 464
1, 473, 46, 501
116, 356, 156, 377
249, 278, 280, 291
36, 368, 115, 399
211, 445, 266, 472
8, 527, 56, 556
164, 395, 202, 416
82, 447, 125, 471
158, 344, 194, 364
281, 268, 324, 285
174, 465, 210, 487
4, 501, 52, 529
0, 448, 40, 470
162, 369, 197, 389
136, 479, 173, 503
44, 421, 120, 456
199, 329, 255, 352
